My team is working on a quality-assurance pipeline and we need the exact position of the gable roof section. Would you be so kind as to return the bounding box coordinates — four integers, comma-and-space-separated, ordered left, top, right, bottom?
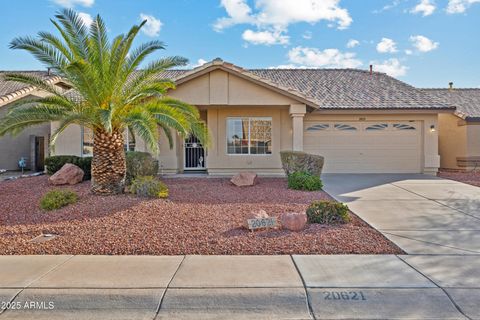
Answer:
0, 71, 61, 106
154, 59, 322, 107
422, 88, 480, 120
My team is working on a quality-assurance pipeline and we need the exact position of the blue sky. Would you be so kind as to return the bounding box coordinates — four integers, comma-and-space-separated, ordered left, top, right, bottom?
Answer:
0, 0, 478, 88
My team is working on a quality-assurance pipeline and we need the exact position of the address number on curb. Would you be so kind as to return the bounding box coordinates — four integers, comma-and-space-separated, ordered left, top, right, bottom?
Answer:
247, 217, 277, 230
323, 291, 367, 301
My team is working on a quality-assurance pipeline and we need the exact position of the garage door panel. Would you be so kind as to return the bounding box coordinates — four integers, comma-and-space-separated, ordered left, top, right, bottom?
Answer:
304, 121, 422, 173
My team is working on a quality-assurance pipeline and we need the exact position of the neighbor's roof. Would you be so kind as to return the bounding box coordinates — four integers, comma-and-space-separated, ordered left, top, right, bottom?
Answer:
152, 59, 451, 111
0, 71, 61, 105
422, 88, 480, 120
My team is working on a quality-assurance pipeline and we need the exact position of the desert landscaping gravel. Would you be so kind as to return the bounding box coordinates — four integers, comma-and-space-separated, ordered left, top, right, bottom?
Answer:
438, 170, 480, 187
0, 176, 402, 255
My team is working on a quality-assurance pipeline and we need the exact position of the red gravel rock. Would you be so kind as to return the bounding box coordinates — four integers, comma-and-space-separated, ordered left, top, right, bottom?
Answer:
438, 170, 480, 187
0, 176, 403, 255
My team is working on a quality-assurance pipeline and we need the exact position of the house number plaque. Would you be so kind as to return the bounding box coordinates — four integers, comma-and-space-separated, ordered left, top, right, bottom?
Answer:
247, 217, 277, 230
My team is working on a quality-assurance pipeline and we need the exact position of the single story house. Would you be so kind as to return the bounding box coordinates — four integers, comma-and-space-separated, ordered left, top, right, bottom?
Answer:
0, 59, 477, 175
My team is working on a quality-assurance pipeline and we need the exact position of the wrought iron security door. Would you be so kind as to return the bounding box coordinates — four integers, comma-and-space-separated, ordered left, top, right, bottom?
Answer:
184, 135, 205, 170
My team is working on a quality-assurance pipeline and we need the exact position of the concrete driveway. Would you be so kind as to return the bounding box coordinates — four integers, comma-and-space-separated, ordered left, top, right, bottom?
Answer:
322, 174, 480, 254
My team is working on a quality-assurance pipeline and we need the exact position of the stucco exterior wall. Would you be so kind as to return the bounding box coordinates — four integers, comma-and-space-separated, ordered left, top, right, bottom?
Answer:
466, 123, 480, 160
170, 70, 298, 106
162, 69, 298, 175
51, 123, 83, 157
0, 93, 50, 170
438, 113, 467, 170
205, 106, 291, 176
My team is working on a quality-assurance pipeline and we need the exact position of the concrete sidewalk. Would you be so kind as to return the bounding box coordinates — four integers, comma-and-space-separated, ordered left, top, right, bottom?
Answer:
0, 255, 478, 319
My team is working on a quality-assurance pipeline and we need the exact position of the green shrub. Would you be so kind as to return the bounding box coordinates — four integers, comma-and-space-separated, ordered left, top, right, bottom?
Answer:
46, 151, 158, 183
306, 200, 350, 224
45, 156, 92, 180
280, 151, 324, 176
75, 157, 92, 180
126, 151, 159, 184
129, 176, 168, 198
45, 156, 78, 174
287, 171, 323, 191
40, 190, 78, 211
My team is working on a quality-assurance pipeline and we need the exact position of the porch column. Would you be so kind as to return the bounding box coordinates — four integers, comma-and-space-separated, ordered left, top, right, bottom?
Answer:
289, 104, 306, 151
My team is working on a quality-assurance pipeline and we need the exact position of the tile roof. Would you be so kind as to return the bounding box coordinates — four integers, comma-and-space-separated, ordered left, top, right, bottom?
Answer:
0, 61, 453, 112
155, 65, 450, 110
422, 88, 480, 120
0, 71, 61, 105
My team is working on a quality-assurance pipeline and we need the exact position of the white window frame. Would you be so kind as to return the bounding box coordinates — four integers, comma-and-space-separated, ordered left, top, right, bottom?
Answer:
226, 117, 272, 155
81, 126, 93, 157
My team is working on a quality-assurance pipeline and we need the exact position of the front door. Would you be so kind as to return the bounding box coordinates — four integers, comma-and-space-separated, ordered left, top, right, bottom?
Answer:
35, 136, 45, 172
184, 135, 205, 170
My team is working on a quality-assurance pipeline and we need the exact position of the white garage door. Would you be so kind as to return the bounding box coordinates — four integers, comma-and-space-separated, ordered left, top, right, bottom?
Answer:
304, 121, 422, 173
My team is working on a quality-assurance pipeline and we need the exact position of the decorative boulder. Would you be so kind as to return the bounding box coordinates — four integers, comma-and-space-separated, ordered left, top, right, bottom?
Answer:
280, 212, 307, 232
280, 151, 324, 176
243, 209, 269, 229
48, 163, 84, 185
231, 171, 258, 187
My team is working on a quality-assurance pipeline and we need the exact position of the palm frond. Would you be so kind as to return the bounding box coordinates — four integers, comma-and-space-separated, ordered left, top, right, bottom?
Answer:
54, 9, 89, 60
0, 105, 69, 136
9, 36, 68, 70
125, 40, 166, 72
124, 108, 159, 152
157, 123, 174, 149
38, 31, 74, 63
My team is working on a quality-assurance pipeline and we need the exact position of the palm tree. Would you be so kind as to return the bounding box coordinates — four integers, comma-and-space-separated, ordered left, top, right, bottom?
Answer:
0, 10, 208, 194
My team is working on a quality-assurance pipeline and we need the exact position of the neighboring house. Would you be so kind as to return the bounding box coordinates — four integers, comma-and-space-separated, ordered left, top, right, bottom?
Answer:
0, 71, 66, 171
423, 88, 480, 170
0, 59, 465, 175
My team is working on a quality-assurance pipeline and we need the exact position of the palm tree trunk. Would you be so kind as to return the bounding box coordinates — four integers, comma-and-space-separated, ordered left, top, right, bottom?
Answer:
91, 129, 126, 194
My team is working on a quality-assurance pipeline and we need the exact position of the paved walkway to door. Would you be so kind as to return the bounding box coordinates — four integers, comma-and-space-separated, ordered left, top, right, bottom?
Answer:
323, 174, 480, 254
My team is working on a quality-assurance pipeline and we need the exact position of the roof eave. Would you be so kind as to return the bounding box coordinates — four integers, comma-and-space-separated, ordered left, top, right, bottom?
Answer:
0, 75, 62, 107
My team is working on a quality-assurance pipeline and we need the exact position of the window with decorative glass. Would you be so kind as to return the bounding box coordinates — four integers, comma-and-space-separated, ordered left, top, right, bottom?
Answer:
226, 117, 272, 155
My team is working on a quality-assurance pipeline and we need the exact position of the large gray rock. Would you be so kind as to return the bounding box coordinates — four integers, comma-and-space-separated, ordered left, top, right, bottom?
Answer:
48, 163, 84, 185
280, 151, 324, 176
230, 172, 257, 187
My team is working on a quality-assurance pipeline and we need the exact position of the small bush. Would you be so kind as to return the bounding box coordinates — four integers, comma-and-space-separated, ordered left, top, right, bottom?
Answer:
40, 190, 78, 211
287, 171, 323, 191
306, 200, 350, 224
75, 157, 92, 180
129, 176, 168, 198
280, 151, 324, 176
45, 156, 92, 180
126, 151, 159, 184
